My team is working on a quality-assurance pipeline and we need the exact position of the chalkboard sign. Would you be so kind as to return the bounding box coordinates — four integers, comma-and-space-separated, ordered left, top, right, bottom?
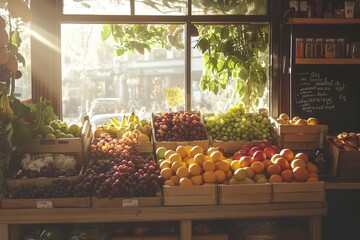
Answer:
292, 65, 360, 135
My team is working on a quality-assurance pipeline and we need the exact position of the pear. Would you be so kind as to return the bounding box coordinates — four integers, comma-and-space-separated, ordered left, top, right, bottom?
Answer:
135, 124, 142, 131
116, 127, 127, 139
127, 122, 135, 131
141, 125, 152, 136
140, 119, 150, 126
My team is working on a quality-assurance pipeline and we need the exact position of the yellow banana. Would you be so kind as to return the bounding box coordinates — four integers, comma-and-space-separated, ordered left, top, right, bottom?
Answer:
3, 96, 14, 120
121, 115, 128, 127
110, 117, 121, 128
128, 112, 136, 123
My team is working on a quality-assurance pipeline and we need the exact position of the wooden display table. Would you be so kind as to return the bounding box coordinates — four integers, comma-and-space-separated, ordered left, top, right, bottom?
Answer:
0, 202, 326, 240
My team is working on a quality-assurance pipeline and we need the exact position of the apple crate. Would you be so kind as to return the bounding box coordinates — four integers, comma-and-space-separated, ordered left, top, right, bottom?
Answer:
162, 185, 217, 206
91, 192, 162, 208
21, 116, 93, 155
152, 112, 210, 151
269, 117, 328, 151
218, 183, 271, 205
324, 139, 360, 179
271, 182, 325, 203
2, 177, 90, 209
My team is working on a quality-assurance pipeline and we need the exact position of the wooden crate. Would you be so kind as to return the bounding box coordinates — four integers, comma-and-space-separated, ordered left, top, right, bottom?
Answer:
269, 117, 328, 151
6, 153, 84, 189
324, 138, 360, 179
91, 194, 162, 208
112, 234, 228, 240
1, 197, 90, 209
271, 182, 325, 203
218, 183, 271, 205
22, 117, 92, 154
163, 185, 217, 206
137, 140, 154, 153
152, 112, 210, 151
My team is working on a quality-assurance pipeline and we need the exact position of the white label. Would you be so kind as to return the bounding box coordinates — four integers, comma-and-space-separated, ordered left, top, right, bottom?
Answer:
36, 200, 53, 208
345, 2, 355, 18
122, 198, 139, 207
300, 1, 308, 11
289, 1, 299, 11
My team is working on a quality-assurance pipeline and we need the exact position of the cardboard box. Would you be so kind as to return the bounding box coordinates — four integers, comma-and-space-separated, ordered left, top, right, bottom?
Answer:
218, 183, 271, 205
324, 138, 360, 179
163, 185, 217, 206
271, 182, 325, 203
270, 117, 328, 151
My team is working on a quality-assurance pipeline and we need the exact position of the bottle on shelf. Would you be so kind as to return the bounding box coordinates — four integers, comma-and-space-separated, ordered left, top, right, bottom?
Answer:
314, 0, 323, 18
344, 0, 356, 18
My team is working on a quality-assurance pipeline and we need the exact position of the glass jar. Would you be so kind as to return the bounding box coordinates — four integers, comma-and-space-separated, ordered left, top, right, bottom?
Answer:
336, 38, 346, 58
305, 38, 315, 58
325, 38, 336, 58
296, 38, 305, 58
352, 42, 360, 58
315, 38, 324, 58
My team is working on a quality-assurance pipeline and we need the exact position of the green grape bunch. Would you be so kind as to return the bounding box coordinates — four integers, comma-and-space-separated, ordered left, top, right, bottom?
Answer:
204, 103, 272, 142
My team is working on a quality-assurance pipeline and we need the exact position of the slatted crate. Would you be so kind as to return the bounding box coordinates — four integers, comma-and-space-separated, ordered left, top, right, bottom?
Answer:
91, 192, 162, 208
269, 117, 328, 151
271, 182, 325, 203
162, 185, 217, 206
218, 183, 271, 205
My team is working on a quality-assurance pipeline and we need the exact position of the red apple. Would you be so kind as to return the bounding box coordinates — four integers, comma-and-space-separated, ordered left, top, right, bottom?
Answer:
216, 147, 225, 155
264, 146, 277, 159
255, 141, 269, 150
270, 145, 281, 153
248, 146, 260, 157
240, 144, 252, 154
233, 150, 247, 160
252, 150, 266, 162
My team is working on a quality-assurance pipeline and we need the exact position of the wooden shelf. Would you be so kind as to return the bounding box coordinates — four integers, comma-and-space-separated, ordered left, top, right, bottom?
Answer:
295, 58, 360, 65
288, 18, 360, 25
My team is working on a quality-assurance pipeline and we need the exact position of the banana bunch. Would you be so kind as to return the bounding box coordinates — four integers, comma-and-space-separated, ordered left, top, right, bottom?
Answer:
94, 113, 152, 143
0, 93, 14, 120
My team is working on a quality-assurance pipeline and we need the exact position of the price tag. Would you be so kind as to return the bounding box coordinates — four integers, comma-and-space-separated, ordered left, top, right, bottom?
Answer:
164, 87, 185, 107
122, 198, 139, 207
36, 200, 53, 209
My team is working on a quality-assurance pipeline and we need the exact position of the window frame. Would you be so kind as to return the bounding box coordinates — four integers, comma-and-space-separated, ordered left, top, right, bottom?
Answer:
30, 0, 282, 119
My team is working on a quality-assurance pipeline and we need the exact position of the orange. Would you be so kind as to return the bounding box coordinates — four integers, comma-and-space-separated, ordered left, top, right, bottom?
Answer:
190, 145, 204, 157
274, 157, 290, 170
230, 160, 241, 172
308, 172, 319, 179
160, 161, 171, 170
176, 166, 190, 179
214, 170, 226, 183
207, 147, 219, 156
270, 153, 283, 163
306, 162, 318, 173
294, 152, 309, 163
244, 167, 255, 179
307, 176, 319, 182
161, 168, 173, 180
203, 171, 217, 183
194, 153, 206, 166
280, 148, 294, 162
281, 169, 294, 182
170, 175, 180, 185
202, 160, 216, 172
191, 175, 204, 185
291, 158, 306, 169
224, 158, 233, 165
189, 163, 203, 176
164, 150, 176, 160
164, 179, 175, 186
226, 170, 233, 180
176, 145, 188, 159
251, 161, 265, 174
168, 153, 182, 164
215, 160, 230, 173
267, 163, 281, 176
185, 145, 193, 157
210, 150, 224, 162
293, 166, 309, 182
186, 157, 195, 167
171, 161, 183, 173
261, 159, 272, 169
179, 177, 193, 186
269, 174, 283, 183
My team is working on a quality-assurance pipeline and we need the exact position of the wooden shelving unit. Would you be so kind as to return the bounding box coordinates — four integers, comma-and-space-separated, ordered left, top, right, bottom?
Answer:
288, 18, 360, 25
295, 58, 360, 65
0, 202, 326, 240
